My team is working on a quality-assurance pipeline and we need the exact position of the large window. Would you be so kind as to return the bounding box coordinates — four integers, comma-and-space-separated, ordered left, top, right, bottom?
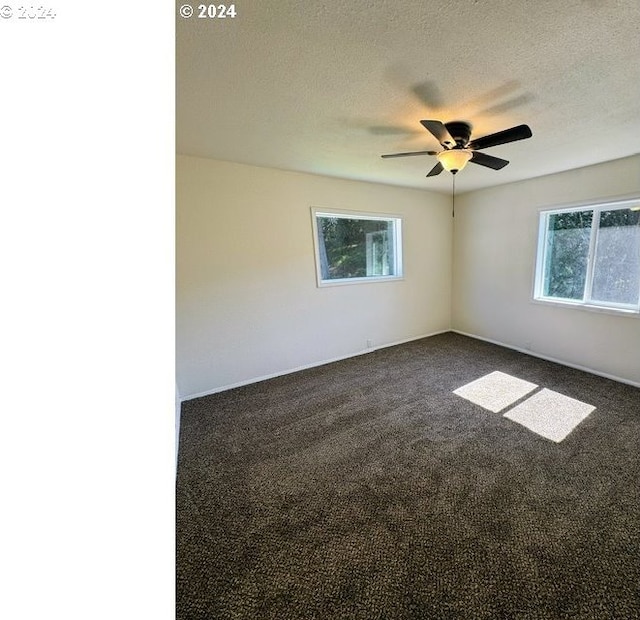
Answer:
534, 199, 640, 313
312, 209, 403, 286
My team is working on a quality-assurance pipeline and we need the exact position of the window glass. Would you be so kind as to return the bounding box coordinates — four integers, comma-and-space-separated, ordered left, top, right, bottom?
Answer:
313, 211, 402, 285
543, 210, 592, 300
535, 201, 640, 313
591, 209, 640, 305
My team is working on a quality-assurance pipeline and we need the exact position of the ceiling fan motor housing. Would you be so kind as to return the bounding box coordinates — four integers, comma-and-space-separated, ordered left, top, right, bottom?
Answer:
444, 121, 472, 147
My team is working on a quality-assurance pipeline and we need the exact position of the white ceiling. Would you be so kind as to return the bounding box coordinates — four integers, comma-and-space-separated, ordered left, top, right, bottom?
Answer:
176, 0, 640, 194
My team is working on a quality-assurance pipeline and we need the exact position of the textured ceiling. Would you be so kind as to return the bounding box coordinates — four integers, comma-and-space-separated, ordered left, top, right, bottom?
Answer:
176, 0, 640, 194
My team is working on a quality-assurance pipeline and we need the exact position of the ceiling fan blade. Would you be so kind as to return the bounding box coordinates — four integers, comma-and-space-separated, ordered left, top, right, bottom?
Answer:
470, 151, 510, 170
420, 120, 456, 148
426, 162, 444, 177
468, 124, 532, 150
381, 150, 438, 159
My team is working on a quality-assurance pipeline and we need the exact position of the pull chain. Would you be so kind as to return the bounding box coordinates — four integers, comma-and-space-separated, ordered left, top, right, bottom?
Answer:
452, 174, 455, 218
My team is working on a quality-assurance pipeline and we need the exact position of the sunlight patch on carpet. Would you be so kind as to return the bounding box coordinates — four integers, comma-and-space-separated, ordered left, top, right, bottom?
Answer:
503, 388, 595, 443
453, 371, 538, 413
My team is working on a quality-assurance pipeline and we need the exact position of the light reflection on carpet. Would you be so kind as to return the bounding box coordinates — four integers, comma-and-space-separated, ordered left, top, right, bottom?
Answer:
503, 388, 596, 443
454, 372, 596, 442
453, 371, 537, 413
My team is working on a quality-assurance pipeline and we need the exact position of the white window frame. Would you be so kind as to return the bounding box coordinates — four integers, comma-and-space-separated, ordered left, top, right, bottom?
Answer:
533, 197, 640, 315
311, 208, 403, 287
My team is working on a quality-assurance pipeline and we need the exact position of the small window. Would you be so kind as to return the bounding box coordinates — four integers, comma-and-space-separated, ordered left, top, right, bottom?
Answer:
534, 199, 640, 313
312, 209, 403, 286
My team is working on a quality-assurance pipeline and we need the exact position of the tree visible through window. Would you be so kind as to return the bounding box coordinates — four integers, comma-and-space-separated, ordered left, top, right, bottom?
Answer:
313, 210, 402, 285
543, 210, 592, 300
535, 200, 640, 312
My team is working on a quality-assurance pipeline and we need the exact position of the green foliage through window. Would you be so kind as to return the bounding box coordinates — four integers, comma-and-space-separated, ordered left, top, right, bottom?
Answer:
544, 210, 592, 299
536, 202, 640, 311
313, 211, 402, 284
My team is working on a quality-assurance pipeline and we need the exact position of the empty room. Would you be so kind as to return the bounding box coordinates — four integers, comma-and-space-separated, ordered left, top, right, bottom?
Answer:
176, 1, 640, 618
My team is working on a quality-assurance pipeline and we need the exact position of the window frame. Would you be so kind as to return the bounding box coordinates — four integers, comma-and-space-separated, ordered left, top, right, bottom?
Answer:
533, 197, 640, 315
311, 207, 404, 287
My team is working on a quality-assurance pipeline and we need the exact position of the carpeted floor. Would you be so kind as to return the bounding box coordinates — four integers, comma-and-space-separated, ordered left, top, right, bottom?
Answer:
176, 332, 640, 619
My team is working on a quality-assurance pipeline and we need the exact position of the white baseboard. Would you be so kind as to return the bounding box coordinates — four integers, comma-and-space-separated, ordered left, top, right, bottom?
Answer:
182, 329, 451, 401
175, 383, 182, 471
451, 329, 640, 389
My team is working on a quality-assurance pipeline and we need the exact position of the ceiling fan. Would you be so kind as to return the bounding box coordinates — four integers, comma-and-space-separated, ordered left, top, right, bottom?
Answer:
381, 120, 533, 176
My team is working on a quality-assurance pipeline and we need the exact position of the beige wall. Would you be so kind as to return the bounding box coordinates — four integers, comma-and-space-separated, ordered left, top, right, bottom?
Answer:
177, 154, 640, 398
452, 154, 640, 385
177, 155, 452, 398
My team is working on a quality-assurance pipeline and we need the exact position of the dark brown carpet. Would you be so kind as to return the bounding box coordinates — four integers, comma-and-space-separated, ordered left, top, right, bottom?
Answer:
176, 332, 640, 619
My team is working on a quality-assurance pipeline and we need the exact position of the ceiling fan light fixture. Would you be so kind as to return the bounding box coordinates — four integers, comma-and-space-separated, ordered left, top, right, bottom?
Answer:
437, 149, 472, 174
